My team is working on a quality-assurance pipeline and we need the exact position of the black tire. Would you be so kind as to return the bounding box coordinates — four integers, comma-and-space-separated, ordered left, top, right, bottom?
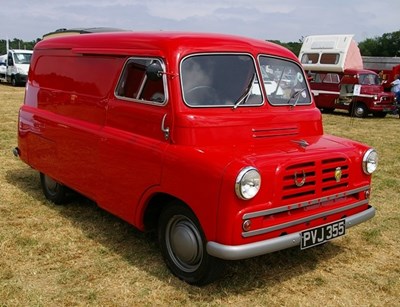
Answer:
11, 77, 17, 87
40, 173, 68, 204
351, 102, 368, 118
372, 111, 387, 118
158, 203, 224, 285
321, 107, 335, 114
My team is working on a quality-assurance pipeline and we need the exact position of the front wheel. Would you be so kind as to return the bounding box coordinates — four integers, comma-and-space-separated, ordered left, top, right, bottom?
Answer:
351, 102, 368, 118
40, 173, 68, 204
158, 203, 224, 285
320, 107, 335, 114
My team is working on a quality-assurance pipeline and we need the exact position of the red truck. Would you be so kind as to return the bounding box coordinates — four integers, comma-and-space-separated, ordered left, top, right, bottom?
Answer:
299, 35, 395, 117
362, 56, 400, 92
15, 32, 377, 285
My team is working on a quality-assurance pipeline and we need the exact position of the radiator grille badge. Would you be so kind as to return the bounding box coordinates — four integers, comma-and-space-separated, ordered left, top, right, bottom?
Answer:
335, 167, 342, 182
294, 170, 306, 187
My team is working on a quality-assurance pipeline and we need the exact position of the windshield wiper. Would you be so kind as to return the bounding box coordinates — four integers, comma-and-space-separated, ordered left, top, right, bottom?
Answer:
233, 73, 256, 109
289, 88, 307, 109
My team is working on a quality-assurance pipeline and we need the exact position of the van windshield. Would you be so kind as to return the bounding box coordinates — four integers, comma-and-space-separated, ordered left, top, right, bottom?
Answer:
181, 54, 263, 107
259, 56, 311, 106
359, 73, 379, 85
14, 53, 32, 64
180, 53, 311, 107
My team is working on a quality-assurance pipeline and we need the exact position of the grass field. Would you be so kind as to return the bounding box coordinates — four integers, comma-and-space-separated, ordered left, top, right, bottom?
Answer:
1, 83, 399, 306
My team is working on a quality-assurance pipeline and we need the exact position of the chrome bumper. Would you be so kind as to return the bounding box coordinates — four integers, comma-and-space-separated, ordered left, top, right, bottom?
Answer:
206, 206, 375, 261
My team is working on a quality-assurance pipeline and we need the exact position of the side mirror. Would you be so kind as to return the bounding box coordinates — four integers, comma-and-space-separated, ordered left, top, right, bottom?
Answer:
146, 62, 163, 81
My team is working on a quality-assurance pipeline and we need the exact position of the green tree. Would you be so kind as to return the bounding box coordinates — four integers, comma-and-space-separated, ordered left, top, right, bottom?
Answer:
358, 30, 400, 56
0, 38, 40, 55
268, 38, 303, 56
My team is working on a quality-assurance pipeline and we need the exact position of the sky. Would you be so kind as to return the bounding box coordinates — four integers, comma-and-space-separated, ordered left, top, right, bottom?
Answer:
0, 0, 399, 43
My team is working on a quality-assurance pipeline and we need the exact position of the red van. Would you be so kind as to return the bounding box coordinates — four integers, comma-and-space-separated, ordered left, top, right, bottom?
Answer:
15, 32, 377, 285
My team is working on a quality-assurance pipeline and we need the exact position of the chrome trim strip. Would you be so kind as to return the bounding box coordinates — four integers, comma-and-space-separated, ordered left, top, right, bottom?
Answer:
242, 199, 369, 238
243, 185, 370, 220
207, 206, 375, 261
311, 90, 340, 96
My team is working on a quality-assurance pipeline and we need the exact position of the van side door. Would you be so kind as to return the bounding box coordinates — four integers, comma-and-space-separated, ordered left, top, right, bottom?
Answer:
98, 57, 170, 221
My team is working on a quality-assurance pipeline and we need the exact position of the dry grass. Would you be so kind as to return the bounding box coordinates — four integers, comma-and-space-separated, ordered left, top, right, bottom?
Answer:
1, 83, 399, 306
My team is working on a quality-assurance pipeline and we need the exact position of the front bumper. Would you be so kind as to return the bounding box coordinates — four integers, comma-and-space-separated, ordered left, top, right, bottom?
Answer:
207, 206, 375, 260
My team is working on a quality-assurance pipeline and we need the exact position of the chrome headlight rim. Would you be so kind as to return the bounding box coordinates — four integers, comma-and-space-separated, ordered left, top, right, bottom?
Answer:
235, 166, 261, 200
362, 148, 378, 175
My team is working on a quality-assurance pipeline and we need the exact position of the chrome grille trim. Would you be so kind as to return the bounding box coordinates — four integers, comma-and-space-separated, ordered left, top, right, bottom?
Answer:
242, 199, 369, 238
243, 185, 370, 220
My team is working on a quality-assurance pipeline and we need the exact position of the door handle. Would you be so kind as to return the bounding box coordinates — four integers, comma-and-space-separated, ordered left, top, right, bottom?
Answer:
161, 114, 170, 140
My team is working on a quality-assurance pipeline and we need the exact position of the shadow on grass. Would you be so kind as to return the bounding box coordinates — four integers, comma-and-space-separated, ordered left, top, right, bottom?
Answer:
6, 167, 345, 295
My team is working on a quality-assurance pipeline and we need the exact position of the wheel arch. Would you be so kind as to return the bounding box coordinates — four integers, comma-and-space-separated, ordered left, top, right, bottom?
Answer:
140, 192, 190, 232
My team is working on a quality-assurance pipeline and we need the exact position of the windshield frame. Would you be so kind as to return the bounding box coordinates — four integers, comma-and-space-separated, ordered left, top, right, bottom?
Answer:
180, 52, 264, 108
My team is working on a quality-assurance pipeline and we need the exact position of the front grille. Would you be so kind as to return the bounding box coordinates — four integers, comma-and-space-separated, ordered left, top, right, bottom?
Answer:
281, 157, 349, 203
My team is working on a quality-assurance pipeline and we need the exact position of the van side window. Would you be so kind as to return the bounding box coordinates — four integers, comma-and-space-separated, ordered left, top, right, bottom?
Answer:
115, 58, 166, 104
322, 73, 340, 84
301, 53, 319, 64
320, 53, 340, 65
313, 73, 340, 84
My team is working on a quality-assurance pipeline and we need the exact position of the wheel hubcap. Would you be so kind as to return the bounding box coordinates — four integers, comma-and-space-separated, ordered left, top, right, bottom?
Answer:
355, 106, 364, 116
166, 216, 203, 272
44, 175, 58, 195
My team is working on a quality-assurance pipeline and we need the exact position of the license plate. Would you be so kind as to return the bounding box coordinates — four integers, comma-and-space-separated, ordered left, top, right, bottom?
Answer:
301, 219, 346, 250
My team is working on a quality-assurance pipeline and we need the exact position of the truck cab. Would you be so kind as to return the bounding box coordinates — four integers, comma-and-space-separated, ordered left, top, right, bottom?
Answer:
299, 35, 395, 117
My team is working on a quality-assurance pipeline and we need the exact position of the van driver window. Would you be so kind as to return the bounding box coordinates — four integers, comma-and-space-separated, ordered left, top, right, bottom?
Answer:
115, 58, 166, 105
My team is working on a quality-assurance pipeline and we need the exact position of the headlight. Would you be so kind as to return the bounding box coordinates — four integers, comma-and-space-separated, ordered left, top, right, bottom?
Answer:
235, 167, 261, 200
362, 149, 378, 175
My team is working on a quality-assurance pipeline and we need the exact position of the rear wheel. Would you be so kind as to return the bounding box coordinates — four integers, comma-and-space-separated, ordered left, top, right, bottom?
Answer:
158, 203, 224, 285
320, 107, 335, 114
372, 111, 387, 118
40, 173, 68, 204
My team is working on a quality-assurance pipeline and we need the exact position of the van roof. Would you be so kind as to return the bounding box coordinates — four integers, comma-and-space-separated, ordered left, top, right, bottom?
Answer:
35, 31, 296, 60
10, 49, 33, 53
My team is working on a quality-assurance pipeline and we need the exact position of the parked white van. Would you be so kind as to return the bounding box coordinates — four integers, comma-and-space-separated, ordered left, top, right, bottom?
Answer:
0, 49, 33, 86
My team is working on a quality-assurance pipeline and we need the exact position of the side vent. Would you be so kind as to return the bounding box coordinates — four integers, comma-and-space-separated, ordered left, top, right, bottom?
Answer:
252, 127, 298, 138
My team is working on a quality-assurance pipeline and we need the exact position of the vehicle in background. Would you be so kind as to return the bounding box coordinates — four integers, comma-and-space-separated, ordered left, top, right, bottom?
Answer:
15, 32, 378, 285
0, 49, 33, 86
362, 56, 400, 92
299, 35, 395, 118
0, 55, 6, 78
